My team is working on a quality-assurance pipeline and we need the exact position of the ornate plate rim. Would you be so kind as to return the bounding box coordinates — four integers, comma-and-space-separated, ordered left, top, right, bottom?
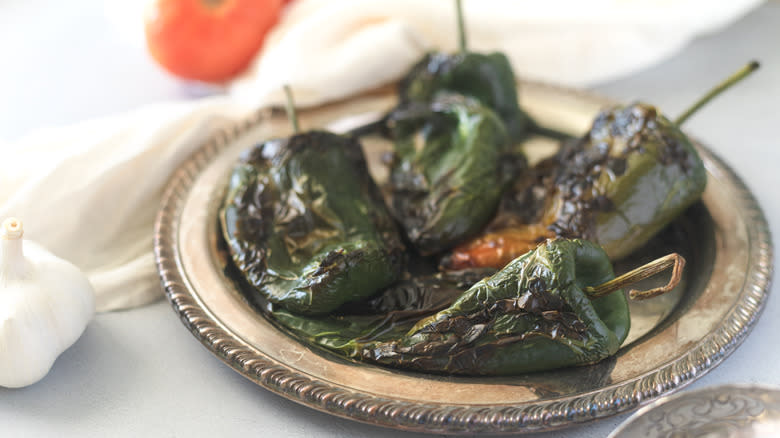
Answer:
153, 82, 773, 434
608, 383, 780, 437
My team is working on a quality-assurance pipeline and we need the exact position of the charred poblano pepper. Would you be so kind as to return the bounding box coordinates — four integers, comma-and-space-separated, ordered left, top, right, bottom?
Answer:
269, 268, 496, 357
394, 0, 534, 142
444, 102, 706, 269
444, 62, 759, 270
220, 88, 405, 315
385, 93, 518, 255
398, 52, 533, 142
368, 239, 629, 375
266, 239, 684, 375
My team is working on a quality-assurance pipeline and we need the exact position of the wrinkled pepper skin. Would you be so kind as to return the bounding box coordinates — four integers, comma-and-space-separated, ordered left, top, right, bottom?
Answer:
385, 93, 519, 255
584, 104, 707, 259
269, 269, 496, 357
219, 131, 405, 315
368, 239, 629, 375
445, 103, 707, 270
269, 239, 629, 376
399, 51, 535, 142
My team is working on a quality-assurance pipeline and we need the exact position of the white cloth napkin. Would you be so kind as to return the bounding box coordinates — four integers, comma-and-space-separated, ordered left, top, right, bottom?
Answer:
0, 98, 246, 311
229, 0, 762, 107
1, 0, 761, 312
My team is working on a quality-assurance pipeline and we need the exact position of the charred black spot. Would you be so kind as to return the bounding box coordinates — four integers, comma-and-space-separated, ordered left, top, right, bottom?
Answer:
312, 249, 348, 277
521, 102, 694, 240
607, 157, 627, 176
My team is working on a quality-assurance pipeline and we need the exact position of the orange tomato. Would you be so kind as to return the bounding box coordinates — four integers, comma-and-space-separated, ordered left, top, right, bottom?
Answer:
145, 0, 283, 83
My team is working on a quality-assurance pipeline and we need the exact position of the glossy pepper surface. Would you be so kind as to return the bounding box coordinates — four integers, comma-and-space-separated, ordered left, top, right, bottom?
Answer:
385, 93, 519, 255
398, 51, 534, 142
219, 131, 405, 315
268, 239, 629, 376
444, 103, 707, 270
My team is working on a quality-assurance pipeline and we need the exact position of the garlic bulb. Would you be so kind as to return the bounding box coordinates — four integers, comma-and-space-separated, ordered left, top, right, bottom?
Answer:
0, 217, 95, 388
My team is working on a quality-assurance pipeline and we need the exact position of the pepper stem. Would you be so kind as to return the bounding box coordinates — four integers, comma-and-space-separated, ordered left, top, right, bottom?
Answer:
283, 85, 300, 134
455, 0, 467, 52
1, 217, 26, 280
584, 253, 686, 301
674, 61, 760, 126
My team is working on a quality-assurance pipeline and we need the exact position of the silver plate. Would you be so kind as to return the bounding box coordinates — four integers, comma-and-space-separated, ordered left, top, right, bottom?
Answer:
609, 384, 780, 437
153, 83, 773, 434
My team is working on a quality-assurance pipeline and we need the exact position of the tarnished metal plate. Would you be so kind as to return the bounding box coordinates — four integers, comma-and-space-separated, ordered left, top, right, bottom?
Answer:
153, 83, 772, 434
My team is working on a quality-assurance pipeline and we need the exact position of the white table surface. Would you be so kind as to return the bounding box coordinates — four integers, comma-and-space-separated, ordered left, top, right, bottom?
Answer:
1, 1, 778, 437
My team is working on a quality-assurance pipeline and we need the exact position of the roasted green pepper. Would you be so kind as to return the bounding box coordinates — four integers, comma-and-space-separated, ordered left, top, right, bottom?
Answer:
219, 93, 405, 315
385, 93, 519, 255
395, 1, 534, 142
368, 239, 630, 375
265, 239, 684, 375
443, 102, 706, 269
444, 62, 759, 270
269, 268, 496, 357
398, 51, 534, 142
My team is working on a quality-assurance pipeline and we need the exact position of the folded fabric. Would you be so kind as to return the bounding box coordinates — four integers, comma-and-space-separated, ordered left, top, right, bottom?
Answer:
2, 0, 761, 312
0, 98, 247, 311
229, 0, 762, 107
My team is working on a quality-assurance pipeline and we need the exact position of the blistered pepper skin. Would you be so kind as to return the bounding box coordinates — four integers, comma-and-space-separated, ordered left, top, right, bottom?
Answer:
586, 103, 707, 259
269, 268, 496, 358
219, 131, 405, 315
444, 103, 708, 270
385, 93, 521, 255
367, 239, 629, 375
266, 239, 630, 376
399, 51, 535, 142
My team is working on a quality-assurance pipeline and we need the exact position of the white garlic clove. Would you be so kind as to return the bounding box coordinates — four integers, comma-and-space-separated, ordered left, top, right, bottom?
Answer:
0, 217, 95, 388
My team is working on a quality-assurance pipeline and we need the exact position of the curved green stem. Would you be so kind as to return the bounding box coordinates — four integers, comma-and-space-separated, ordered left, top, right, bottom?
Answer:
675, 61, 760, 126
584, 253, 686, 300
283, 85, 300, 134
455, 0, 467, 52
